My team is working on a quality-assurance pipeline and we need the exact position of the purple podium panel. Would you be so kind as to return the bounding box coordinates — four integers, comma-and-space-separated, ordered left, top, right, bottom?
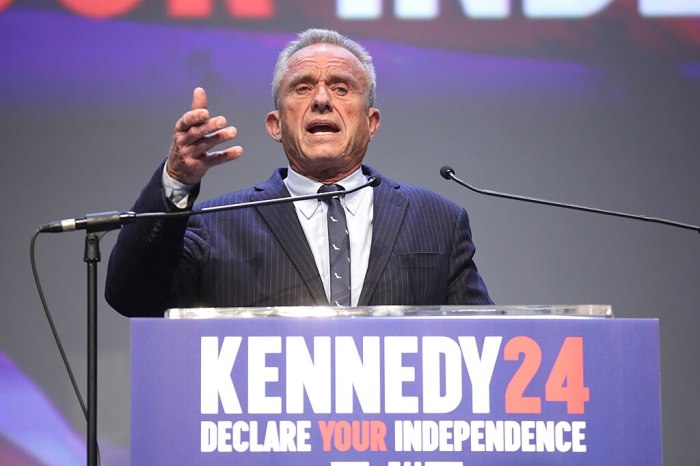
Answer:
131, 308, 661, 466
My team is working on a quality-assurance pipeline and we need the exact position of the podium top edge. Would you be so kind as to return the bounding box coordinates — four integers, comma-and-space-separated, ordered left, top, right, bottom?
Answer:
164, 305, 613, 319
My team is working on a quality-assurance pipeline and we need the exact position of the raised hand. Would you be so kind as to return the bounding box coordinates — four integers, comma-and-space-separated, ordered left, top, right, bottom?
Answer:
166, 87, 243, 185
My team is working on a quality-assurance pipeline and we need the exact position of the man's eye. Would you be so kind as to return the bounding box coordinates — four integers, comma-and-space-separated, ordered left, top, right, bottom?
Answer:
296, 85, 312, 94
334, 86, 349, 95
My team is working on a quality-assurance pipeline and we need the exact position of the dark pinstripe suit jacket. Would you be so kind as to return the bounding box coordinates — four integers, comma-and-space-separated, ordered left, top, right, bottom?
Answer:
105, 164, 492, 317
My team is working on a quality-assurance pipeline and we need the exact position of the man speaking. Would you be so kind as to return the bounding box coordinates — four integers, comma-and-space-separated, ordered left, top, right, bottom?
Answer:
105, 29, 491, 317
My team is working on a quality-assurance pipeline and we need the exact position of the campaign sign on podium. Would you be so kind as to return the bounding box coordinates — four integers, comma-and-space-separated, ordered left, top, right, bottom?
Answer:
131, 305, 661, 465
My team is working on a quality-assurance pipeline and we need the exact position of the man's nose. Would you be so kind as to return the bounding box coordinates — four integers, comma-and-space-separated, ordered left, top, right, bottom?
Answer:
312, 85, 333, 112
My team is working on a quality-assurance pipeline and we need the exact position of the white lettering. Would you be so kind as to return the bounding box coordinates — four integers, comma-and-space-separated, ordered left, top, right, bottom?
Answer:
200, 420, 311, 453
201, 420, 217, 452
572, 421, 587, 452
248, 336, 282, 414
460, 336, 501, 414
394, 420, 587, 452
338, 0, 663, 20
335, 336, 381, 413
200, 336, 242, 414
286, 336, 331, 413
337, 0, 381, 19
200, 335, 506, 415
384, 336, 419, 413
340, 0, 511, 19
525, 0, 612, 18
640, 0, 700, 16
422, 336, 463, 413
536, 420, 555, 452
459, 0, 510, 18
521, 420, 536, 452
395, 0, 438, 19
504, 421, 520, 451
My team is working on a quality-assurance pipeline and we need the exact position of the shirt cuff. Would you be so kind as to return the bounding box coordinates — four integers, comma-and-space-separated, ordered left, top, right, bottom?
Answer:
162, 164, 196, 209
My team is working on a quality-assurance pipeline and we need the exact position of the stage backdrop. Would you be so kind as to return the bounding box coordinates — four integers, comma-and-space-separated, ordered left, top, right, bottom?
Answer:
0, 1, 698, 465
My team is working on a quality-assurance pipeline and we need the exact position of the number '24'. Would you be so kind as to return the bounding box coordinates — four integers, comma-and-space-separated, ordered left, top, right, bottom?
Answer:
504, 336, 590, 415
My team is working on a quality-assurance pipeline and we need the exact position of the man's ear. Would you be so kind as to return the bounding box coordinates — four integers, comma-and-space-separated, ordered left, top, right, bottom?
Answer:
265, 110, 282, 143
367, 107, 381, 139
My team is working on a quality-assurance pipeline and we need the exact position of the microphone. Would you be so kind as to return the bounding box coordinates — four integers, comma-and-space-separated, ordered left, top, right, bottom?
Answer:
367, 175, 381, 188
39, 175, 381, 234
39, 211, 137, 233
440, 166, 699, 234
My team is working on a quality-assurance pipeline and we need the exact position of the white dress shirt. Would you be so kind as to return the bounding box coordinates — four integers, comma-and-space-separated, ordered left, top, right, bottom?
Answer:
162, 165, 374, 306
283, 167, 373, 306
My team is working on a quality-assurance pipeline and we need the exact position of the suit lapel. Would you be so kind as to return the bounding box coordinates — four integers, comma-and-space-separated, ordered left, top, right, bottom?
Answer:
358, 176, 408, 305
252, 171, 328, 305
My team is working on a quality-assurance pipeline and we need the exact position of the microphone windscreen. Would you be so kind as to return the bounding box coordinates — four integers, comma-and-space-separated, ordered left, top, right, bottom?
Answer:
440, 166, 454, 180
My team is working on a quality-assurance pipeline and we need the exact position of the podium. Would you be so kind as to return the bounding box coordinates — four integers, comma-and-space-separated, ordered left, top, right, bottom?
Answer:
131, 305, 661, 465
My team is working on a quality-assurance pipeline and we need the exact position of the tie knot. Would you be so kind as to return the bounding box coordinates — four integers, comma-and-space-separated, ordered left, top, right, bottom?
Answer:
318, 184, 345, 194
318, 184, 345, 205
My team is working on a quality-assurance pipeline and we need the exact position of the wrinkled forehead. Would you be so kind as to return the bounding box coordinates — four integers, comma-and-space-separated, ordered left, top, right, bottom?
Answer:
282, 43, 368, 86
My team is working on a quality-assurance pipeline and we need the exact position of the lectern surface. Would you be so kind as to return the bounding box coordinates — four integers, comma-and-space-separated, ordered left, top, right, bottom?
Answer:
165, 304, 613, 319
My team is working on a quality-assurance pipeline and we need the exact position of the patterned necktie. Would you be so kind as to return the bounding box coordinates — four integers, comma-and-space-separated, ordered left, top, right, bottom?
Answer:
318, 184, 351, 306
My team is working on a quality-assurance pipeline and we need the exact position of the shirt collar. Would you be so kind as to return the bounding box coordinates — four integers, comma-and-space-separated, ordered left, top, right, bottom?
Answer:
284, 166, 369, 219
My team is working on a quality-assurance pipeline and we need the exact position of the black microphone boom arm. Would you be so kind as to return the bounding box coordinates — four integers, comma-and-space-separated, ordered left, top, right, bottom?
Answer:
440, 166, 698, 234
40, 175, 381, 234
137, 175, 380, 221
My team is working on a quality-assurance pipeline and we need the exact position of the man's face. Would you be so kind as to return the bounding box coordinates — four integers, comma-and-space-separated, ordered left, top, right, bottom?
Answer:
266, 43, 380, 183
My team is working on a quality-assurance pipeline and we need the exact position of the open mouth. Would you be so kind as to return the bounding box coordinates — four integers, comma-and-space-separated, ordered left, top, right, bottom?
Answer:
307, 121, 340, 135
